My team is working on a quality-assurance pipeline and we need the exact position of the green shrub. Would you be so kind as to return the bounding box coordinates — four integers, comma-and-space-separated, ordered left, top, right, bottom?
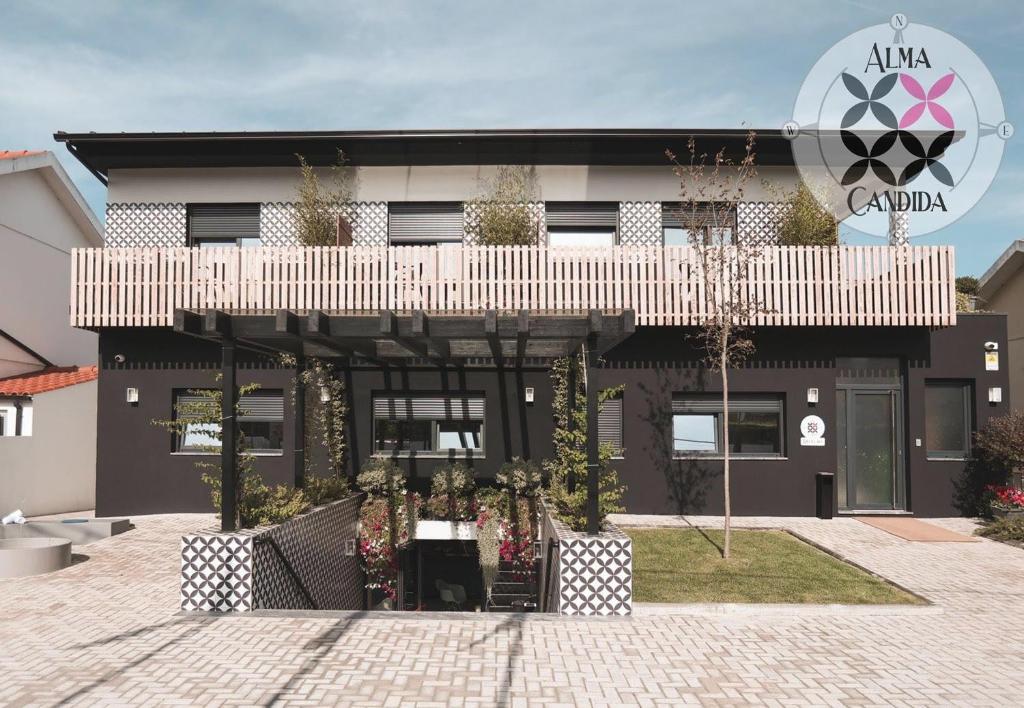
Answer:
356, 458, 407, 499
425, 462, 477, 521
496, 457, 542, 497
303, 474, 351, 507
976, 517, 1024, 543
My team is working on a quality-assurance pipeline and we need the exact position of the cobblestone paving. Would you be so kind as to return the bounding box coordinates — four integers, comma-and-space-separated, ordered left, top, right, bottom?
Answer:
2, 513, 1023, 706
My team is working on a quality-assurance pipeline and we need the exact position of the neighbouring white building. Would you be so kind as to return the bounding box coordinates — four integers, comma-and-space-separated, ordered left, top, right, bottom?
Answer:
0, 150, 102, 515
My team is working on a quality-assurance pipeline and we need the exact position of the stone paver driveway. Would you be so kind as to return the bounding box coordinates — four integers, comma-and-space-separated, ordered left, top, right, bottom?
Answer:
3, 513, 1024, 706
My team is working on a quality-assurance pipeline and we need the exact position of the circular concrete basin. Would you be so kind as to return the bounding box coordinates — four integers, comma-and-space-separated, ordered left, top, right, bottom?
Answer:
0, 537, 72, 578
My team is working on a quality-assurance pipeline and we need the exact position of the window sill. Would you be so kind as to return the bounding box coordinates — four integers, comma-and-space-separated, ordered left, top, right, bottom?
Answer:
672, 455, 788, 461
926, 456, 970, 462
171, 451, 284, 457
372, 451, 483, 459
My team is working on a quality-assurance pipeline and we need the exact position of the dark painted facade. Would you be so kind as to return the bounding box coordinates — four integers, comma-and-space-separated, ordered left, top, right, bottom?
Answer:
95, 313, 1008, 518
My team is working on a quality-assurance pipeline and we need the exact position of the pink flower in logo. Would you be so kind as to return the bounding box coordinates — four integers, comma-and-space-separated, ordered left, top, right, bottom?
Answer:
899, 73, 956, 129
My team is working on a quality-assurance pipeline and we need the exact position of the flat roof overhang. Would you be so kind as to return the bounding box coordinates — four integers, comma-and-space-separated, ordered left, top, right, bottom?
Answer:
173, 308, 636, 366
53, 128, 799, 182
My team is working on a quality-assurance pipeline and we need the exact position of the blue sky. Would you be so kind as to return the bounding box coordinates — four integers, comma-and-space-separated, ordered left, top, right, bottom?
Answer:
3, 0, 1021, 276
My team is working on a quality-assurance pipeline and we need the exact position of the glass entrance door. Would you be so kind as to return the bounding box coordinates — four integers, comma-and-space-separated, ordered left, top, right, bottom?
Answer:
837, 388, 904, 510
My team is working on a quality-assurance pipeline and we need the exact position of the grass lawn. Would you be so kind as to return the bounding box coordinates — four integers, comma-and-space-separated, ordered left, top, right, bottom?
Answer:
627, 528, 922, 605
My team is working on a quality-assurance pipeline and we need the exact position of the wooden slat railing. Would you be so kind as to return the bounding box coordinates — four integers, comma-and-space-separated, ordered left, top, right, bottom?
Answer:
69, 245, 956, 328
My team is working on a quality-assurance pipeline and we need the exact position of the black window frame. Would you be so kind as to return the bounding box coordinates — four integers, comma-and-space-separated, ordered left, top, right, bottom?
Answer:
372, 394, 485, 458
924, 380, 973, 460
671, 394, 785, 459
186, 203, 261, 248
171, 389, 284, 455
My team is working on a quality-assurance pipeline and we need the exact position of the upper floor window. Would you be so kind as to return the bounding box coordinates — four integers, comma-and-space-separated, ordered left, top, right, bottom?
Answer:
925, 381, 973, 460
546, 202, 618, 246
388, 202, 464, 245
672, 394, 784, 457
662, 202, 736, 245
186, 203, 261, 247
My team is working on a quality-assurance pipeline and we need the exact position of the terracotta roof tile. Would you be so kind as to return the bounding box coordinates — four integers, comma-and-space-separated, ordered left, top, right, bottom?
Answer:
0, 365, 98, 396
0, 150, 45, 161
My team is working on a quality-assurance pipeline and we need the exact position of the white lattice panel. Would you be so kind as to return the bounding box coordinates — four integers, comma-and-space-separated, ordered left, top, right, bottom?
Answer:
737, 201, 786, 246
105, 203, 186, 247
618, 201, 662, 245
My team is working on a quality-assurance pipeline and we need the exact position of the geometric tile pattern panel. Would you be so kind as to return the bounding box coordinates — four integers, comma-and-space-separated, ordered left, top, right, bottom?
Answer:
618, 201, 662, 245
539, 502, 632, 616
179, 495, 364, 613
464, 201, 547, 245
180, 533, 254, 612
261, 202, 389, 247
557, 536, 633, 616
737, 201, 786, 246
105, 203, 187, 247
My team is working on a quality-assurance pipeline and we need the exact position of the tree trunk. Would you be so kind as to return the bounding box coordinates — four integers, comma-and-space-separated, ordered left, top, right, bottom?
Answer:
721, 333, 731, 560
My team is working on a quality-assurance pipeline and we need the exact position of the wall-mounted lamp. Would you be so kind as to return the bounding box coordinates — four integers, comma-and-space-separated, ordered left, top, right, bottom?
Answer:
989, 387, 1003, 404
126, 387, 139, 404
319, 386, 331, 403
524, 387, 535, 404
807, 387, 819, 404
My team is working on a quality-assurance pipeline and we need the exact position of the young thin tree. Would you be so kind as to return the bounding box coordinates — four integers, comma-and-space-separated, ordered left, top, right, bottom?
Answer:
294, 150, 354, 246
466, 165, 542, 245
667, 131, 768, 559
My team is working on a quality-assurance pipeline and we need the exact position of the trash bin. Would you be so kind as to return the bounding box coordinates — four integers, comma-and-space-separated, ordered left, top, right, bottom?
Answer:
816, 472, 835, 519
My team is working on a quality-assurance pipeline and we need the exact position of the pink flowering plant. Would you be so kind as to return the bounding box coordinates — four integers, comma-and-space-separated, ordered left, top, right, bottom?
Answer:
984, 484, 1024, 513
357, 459, 418, 603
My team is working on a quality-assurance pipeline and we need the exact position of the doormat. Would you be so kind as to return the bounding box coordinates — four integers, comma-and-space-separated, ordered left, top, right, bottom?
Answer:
857, 517, 980, 542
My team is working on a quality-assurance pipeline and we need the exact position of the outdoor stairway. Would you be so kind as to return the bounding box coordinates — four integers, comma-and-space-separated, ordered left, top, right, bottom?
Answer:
488, 560, 538, 612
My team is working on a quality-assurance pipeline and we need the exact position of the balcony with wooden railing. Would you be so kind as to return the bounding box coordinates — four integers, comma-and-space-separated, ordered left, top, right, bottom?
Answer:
69, 245, 956, 329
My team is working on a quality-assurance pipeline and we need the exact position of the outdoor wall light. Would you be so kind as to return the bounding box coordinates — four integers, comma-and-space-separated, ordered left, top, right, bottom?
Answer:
989, 387, 1003, 404
524, 386, 535, 404
807, 387, 819, 404
319, 386, 331, 403
125, 387, 139, 404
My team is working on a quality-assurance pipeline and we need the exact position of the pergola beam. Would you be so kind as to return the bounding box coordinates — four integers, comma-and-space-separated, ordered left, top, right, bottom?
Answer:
516, 309, 530, 362
380, 310, 443, 363
412, 311, 452, 362
485, 309, 503, 367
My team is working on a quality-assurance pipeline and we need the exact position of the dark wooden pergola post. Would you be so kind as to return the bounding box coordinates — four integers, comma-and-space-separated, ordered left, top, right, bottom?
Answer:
293, 351, 306, 489
585, 310, 602, 535
220, 339, 238, 532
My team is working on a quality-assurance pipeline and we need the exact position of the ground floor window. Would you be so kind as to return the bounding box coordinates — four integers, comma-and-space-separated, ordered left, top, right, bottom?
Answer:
925, 381, 972, 459
173, 389, 284, 454
599, 391, 624, 457
672, 394, 784, 457
373, 395, 484, 456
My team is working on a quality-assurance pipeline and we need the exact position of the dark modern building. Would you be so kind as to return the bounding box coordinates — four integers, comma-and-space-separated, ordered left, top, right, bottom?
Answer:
57, 129, 1009, 519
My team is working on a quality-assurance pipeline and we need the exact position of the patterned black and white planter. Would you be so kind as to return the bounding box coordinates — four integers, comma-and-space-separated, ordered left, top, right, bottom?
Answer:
180, 494, 364, 612
539, 501, 633, 616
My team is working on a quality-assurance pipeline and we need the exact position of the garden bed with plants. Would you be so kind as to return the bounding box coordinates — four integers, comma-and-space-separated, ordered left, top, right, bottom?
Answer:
355, 457, 543, 611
